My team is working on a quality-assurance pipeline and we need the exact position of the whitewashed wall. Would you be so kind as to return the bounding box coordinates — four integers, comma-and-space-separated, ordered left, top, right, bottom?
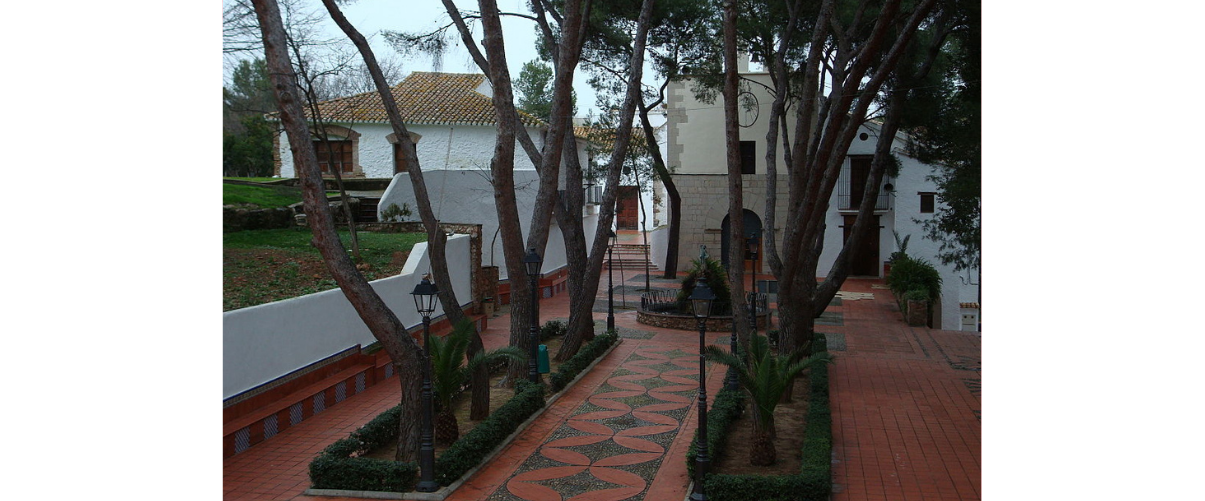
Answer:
666, 74, 979, 330
222, 234, 473, 399
379, 170, 570, 282
279, 123, 547, 178
648, 225, 670, 271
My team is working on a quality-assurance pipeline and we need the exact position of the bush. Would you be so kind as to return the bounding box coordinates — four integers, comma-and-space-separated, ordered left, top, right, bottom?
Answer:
308, 408, 419, 492
308, 378, 547, 492
687, 333, 833, 500
677, 255, 733, 316
549, 330, 618, 393
540, 320, 567, 341
434, 379, 545, 485
885, 255, 942, 301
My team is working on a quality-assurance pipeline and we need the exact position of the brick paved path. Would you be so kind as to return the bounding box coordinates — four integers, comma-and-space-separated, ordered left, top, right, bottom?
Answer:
224, 241, 980, 500
826, 279, 982, 501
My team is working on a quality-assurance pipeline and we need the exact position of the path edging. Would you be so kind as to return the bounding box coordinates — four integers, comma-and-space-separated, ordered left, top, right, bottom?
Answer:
302, 338, 624, 500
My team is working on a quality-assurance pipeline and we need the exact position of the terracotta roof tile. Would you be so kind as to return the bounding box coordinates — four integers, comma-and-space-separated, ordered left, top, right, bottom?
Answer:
273, 72, 544, 127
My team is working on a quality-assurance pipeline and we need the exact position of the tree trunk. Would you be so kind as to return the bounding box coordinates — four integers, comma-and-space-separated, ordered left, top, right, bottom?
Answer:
434, 407, 460, 446
317, 0, 488, 417
637, 93, 680, 279
749, 412, 777, 466
252, 0, 423, 463
394, 360, 422, 462
721, 0, 751, 351
554, 133, 598, 362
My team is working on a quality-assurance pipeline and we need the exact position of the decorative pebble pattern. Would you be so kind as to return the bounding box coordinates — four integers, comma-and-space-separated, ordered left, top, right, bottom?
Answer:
488, 347, 701, 501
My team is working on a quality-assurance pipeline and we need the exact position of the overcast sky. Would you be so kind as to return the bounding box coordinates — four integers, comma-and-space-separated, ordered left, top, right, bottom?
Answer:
276, 0, 604, 116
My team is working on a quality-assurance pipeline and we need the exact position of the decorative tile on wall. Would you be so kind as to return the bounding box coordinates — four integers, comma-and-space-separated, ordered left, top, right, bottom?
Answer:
263, 414, 278, 440
335, 382, 347, 403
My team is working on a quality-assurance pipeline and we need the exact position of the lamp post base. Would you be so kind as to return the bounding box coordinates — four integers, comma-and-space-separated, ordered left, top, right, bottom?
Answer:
415, 481, 439, 493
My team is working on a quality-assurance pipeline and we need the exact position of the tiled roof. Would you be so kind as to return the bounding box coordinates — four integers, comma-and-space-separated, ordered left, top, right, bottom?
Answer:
274, 72, 545, 127
573, 126, 650, 150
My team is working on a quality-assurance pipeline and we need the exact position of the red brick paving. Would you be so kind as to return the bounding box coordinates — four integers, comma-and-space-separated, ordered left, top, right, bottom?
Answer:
828, 279, 981, 501
224, 232, 981, 500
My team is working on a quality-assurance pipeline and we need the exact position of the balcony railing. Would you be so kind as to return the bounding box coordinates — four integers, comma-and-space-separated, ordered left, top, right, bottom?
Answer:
837, 162, 892, 211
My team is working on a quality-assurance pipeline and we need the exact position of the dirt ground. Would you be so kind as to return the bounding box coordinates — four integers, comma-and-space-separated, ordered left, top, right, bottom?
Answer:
711, 374, 811, 475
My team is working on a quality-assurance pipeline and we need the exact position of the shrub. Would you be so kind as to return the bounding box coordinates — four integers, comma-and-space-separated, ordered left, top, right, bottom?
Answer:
687, 333, 833, 500
885, 255, 942, 301
676, 255, 733, 316
308, 376, 548, 492
549, 330, 618, 392
434, 379, 545, 485
540, 320, 567, 341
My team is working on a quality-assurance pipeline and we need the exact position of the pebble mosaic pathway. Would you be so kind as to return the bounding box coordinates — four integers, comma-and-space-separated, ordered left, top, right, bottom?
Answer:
487, 347, 701, 501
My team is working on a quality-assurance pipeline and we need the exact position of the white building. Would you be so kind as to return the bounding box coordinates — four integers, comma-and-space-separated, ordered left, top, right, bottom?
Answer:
661, 68, 980, 331
274, 71, 598, 287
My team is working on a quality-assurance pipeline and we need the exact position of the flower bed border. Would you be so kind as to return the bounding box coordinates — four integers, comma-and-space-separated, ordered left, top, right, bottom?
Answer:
304, 331, 621, 500
685, 333, 833, 501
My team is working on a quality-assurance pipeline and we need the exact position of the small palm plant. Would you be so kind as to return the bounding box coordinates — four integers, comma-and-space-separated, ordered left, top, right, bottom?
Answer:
428, 320, 526, 445
705, 334, 832, 465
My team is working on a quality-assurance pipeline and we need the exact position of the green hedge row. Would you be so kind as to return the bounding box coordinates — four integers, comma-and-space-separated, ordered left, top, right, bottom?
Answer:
308, 405, 418, 492
685, 367, 748, 478
689, 334, 833, 501
308, 379, 546, 492
549, 330, 618, 393
434, 379, 545, 485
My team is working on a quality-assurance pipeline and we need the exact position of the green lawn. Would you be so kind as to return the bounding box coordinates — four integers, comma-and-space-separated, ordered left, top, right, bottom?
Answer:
224, 229, 428, 311
223, 182, 305, 209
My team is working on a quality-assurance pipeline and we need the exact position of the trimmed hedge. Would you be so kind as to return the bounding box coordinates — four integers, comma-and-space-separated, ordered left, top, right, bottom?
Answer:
309, 329, 618, 492
685, 369, 747, 478
308, 379, 546, 492
549, 330, 618, 393
689, 333, 833, 501
434, 379, 545, 485
308, 406, 418, 492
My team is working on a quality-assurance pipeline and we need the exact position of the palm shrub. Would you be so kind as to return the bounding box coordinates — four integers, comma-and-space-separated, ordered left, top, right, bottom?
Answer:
704, 334, 832, 466
676, 255, 732, 315
428, 320, 525, 445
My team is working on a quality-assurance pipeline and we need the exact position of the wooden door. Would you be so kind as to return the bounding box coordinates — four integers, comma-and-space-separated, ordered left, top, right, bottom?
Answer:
842, 215, 880, 276
616, 186, 639, 229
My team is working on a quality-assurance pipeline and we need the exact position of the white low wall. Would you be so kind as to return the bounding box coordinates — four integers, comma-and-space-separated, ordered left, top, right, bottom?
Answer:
648, 225, 669, 271
222, 234, 473, 399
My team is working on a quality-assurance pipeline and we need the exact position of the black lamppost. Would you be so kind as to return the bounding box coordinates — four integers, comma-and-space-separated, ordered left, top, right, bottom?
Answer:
410, 276, 440, 493
747, 231, 760, 329
689, 277, 715, 501
523, 248, 542, 384
607, 229, 616, 332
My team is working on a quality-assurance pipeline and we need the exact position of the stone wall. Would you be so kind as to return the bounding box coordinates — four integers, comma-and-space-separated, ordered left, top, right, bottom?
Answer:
637, 310, 770, 331
223, 206, 295, 233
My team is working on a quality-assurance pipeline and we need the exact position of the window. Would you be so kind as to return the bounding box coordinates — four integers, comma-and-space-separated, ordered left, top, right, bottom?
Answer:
920, 192, 935, 213
393, 142, 415, 175
847, 155, 873, 208
740, 141, 756, 174
313, 140, 352, 174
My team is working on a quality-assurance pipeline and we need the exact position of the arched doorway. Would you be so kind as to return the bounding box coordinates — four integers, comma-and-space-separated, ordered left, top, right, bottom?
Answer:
720, 209, 763, 270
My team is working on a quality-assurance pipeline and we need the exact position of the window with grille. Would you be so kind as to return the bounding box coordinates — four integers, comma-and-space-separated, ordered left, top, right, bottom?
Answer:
314, 140, 352, 174
393, 142, 415, 175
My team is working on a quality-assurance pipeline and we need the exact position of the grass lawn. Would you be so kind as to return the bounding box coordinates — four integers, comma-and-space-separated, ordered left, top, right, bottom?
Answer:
224, 228, 427, 311
223, 180, 339, 209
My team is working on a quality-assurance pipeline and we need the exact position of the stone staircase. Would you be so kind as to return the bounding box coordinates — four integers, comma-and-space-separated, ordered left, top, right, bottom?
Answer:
606, 243, 655, 272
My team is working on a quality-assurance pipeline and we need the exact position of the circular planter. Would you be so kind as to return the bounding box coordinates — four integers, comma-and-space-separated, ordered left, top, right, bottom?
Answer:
637, 309, 771, 331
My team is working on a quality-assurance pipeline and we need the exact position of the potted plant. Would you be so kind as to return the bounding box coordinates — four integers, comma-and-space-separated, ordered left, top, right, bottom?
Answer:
902, 289, 929, 326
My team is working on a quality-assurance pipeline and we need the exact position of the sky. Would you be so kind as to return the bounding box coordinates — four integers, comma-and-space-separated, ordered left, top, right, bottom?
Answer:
227, 0, 607, 117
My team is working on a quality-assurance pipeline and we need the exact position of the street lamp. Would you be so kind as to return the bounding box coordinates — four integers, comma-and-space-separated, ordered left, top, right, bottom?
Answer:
747, 231, 760, 331
410, 276, 440, 493
689, 277, 715, 501
523, 248, 543, 384
607, 229, 616, 332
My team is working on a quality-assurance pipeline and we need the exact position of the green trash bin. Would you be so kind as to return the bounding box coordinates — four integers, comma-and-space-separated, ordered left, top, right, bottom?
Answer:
538, 344, 550, 374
